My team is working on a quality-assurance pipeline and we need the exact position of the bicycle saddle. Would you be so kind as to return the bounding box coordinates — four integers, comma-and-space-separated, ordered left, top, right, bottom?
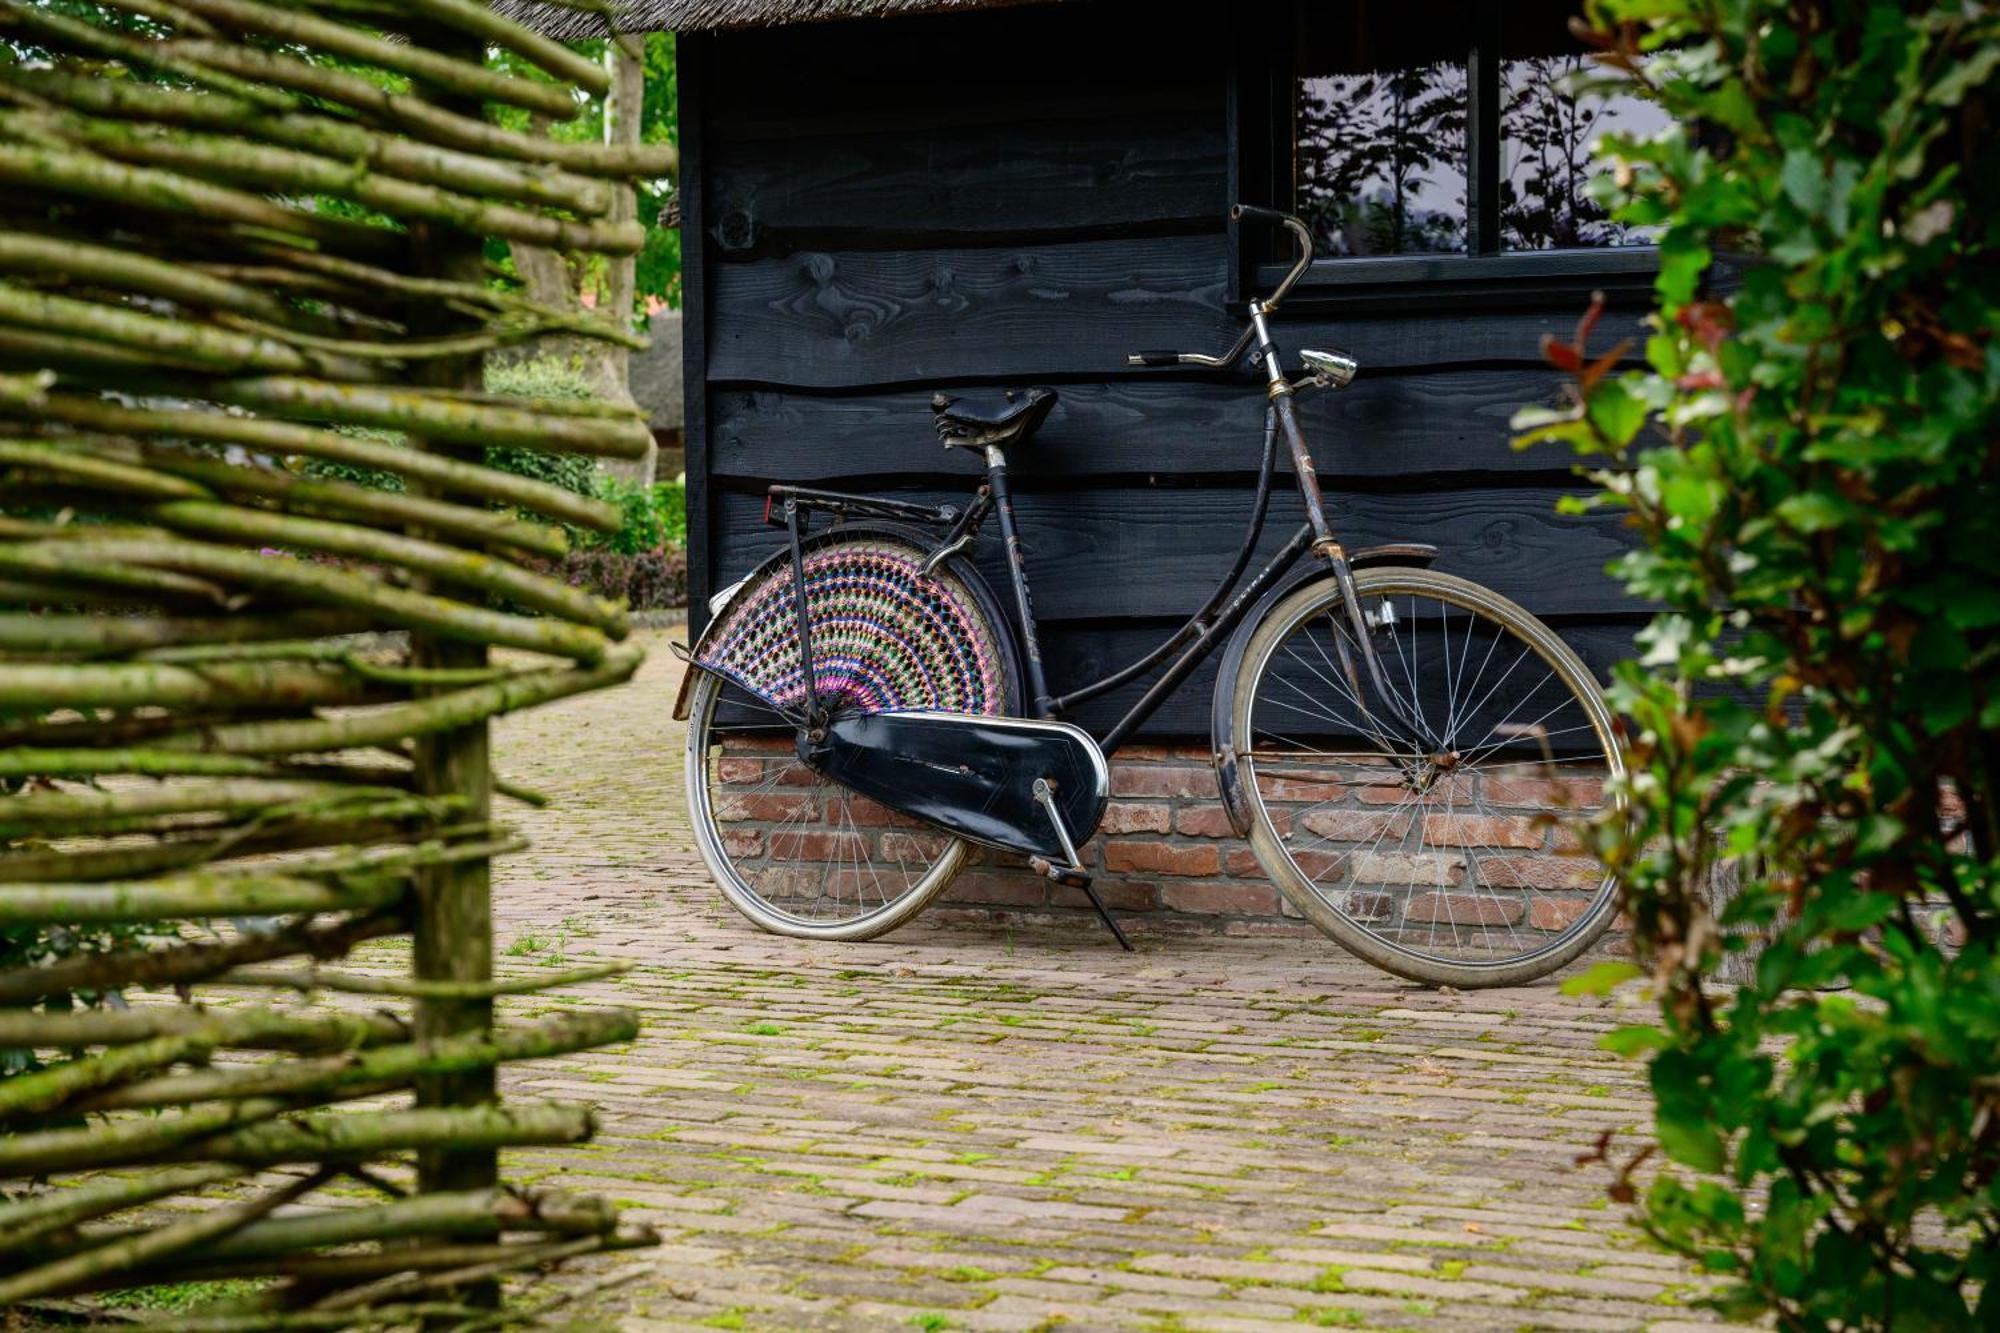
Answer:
931, 387, 1057, 450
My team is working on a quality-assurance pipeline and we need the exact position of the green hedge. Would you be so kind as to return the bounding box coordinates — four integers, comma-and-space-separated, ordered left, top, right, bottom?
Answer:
1519, 2, 1999, 1327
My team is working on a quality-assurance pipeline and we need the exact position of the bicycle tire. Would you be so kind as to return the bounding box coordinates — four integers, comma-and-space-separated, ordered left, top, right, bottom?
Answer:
1228, 567, 1625, 987
683, 532, 1019, 940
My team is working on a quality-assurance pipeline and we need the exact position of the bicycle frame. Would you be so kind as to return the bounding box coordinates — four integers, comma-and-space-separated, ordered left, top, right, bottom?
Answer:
764, 204, 1425, 758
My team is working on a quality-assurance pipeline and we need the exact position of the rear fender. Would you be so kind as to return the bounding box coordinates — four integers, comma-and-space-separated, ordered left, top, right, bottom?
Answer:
670, 521, 1022, 722
1207, 542, 1438, 836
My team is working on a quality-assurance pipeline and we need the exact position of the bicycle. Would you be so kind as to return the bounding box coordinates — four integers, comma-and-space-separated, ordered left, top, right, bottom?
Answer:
674, 205, 1625, 989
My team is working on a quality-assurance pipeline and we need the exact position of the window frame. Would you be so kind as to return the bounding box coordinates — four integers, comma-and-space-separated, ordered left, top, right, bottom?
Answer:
1231, 0, 1661, 309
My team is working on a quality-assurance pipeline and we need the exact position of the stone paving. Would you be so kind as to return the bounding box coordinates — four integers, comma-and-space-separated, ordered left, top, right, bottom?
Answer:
479, 632, 1739, 1332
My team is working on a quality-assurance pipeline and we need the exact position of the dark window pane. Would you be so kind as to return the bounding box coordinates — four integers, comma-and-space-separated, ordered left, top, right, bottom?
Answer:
1295, 4, 1470, 257
1499, 54, 1668, 249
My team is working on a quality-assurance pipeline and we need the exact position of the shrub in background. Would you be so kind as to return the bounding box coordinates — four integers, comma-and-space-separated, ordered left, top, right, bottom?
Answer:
300, 359, 690, 608
1517, 2, 1998, 1326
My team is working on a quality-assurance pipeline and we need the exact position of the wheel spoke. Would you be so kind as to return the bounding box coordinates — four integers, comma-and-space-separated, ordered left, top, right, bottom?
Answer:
1238, 577, 1620, 981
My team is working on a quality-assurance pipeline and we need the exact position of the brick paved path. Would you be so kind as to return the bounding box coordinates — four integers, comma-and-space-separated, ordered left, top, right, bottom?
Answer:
486, 634, 1736, 1332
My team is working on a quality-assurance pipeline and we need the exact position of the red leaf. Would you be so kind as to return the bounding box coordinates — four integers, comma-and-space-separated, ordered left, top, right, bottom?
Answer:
1541, 333, 1583, 373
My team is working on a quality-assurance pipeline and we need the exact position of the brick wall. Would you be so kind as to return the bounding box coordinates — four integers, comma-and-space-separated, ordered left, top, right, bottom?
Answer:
710, 738, 1626, 948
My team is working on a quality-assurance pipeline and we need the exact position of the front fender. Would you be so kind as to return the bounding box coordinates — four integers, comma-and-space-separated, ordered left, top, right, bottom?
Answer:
1207, 542, 1438, 836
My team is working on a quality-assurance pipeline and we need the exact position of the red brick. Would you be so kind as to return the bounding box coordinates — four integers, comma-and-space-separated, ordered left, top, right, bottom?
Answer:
1099, 801, 1171, 835
1528, 896, 1597, 930
716, 792, 816, 823
1052, 880, 1159, 913
1479, 854, 1602, 890
721, 829, 763, 858
880, 831, 951, 861
1173, 805, 1236, 838
773, 830, 869, 862
844, 795, 924, 828
1406, 893, 1525, 925
1422, 814, 1544, 849
1163, 881, 1279, 915
1483, 774, 1605, 809
942, 870, 1048, 908
1102, 841, 1219, 877
1111, 765, 1215, 800
715, 757, 764, 783
1225, 847, 1263, 877
1354, 851, 1461, 886
1298, 809, 1411, 842
1256, 776, 1348, 803
1354, 784, 1414, 805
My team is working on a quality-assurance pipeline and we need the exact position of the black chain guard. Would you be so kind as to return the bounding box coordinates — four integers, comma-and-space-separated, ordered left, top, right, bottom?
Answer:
811, 711, 1109, 860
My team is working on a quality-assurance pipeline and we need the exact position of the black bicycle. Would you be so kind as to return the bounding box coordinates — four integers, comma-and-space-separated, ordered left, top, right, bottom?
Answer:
674, 205, 1624, 988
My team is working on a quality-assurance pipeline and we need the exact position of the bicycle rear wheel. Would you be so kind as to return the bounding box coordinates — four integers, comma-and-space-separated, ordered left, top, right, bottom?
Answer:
684, 534, 1018, 940
1229, 568, 1624, 987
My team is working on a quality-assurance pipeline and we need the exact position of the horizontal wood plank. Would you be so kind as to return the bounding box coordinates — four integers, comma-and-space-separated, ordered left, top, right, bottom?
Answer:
707, 233, 1231, 388
712, 482, 1640, 621
709, 369, 1585, 483
707, 233, 1647, 386
1042, 618, 1646, 737
707, 3, 1221, 138
706, 110, 1228, 252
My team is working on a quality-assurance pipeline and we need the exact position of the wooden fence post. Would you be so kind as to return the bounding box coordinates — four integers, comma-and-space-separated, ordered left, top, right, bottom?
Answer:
408, 19, 499, 1256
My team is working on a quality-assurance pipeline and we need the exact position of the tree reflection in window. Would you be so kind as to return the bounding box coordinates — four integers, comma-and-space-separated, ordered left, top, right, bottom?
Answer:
1298, 61, 1466, 257
1289, 2, 1669, 259
1500, 54, 1664, 249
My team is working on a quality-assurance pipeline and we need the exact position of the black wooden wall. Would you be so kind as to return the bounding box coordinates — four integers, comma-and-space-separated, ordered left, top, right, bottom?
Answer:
680, 0, 1650, 739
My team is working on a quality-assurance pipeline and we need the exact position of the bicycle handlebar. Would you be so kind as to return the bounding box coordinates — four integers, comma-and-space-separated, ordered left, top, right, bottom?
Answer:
1125, 204, 1315, 369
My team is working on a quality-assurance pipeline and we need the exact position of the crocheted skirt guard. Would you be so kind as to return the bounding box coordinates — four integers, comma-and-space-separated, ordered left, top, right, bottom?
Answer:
695, 539, 1008, 719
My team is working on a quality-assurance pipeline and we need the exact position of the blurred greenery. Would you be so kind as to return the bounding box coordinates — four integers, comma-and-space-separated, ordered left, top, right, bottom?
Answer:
487, 33, 681, 318
1516, 1, 1999, 1326
299, 358, 684, 559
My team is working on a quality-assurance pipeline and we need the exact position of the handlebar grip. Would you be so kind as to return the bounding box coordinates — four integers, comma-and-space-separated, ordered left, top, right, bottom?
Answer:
1128, 350, 1181, 368
1230, 203, 1292, 228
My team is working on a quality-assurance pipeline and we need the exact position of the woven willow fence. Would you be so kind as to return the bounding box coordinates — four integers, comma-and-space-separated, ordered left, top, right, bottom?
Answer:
0, 0, 670, 1325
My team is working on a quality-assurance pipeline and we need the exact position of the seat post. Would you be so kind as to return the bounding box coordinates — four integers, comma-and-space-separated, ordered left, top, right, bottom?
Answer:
983, 445, 1053, 716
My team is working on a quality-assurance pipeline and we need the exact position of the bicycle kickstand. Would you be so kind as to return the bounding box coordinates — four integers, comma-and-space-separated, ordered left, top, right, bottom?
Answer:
1030, 777, 1134, 952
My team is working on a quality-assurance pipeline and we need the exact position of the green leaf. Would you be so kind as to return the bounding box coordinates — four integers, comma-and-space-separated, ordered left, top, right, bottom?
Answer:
1599, 1023, 1670, 1058
1656, 1111, 1728, 1174
1562, 961, 1643, 997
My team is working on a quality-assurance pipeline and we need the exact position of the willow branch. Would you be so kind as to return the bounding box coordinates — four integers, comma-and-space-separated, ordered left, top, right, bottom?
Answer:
173, 0, 580, 118
0, 278, 377, 380
0, 537, 615, 662
0, 230, 302, 325
0, 1169, 327, 1307
131, 448, 568, 560
79, 1008, 637, 1112
0, 910, 404, 1004
0, 869, 408, 923
163, 39, 677, 178
25, 114, 646, 255
0, 1006, 411, 1059
206, 376, 654, 459
0, 141, 397, 257
0, 658, 393, 709
0, 70, 618, 214
151, 642, 643, 756
0, 1165, 249, 1253
0, 394, 621, 532
136, 500, 625, 634
0, 0, 293, 110
213, 960, 632, 1000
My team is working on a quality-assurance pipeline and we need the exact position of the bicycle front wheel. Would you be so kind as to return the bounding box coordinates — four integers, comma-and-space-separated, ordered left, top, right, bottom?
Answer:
684, 534, 1018, 941
1230, 568, 1624, 988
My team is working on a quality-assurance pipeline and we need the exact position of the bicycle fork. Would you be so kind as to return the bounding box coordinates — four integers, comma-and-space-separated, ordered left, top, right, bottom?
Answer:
1252, 304, 1424, 751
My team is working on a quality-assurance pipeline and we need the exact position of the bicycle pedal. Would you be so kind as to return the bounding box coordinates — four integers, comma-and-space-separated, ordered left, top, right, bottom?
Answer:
1028, 855, 1092, 890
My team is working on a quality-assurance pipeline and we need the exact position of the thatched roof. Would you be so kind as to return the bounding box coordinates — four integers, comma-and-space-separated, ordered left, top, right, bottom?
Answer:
495, 0, 1063, 39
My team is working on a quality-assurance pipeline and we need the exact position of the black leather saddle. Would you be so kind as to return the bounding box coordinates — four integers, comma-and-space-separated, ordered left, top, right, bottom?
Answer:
931, 386, 1057, 450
